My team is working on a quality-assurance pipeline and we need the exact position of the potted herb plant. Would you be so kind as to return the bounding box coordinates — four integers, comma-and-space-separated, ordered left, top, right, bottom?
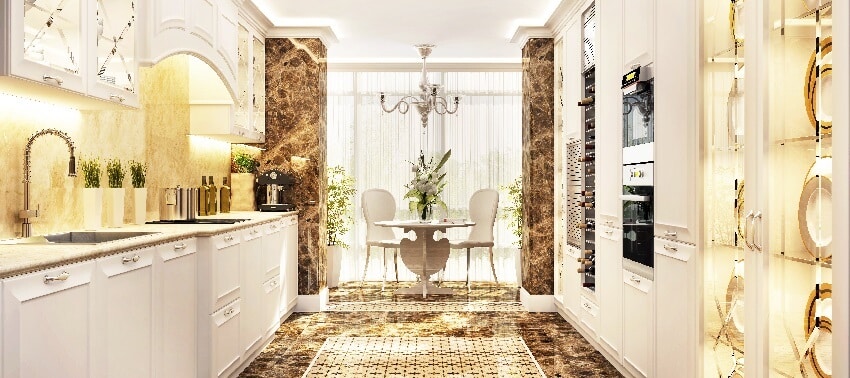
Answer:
231, 148, 260, 210
80, 156, 103, 230
129, 160, 147, 224
106, 158, 126, 227
326, 165, 356, 288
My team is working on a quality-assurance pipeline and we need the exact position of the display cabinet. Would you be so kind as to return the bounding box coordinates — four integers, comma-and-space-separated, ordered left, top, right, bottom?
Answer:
87, 0, 138, 107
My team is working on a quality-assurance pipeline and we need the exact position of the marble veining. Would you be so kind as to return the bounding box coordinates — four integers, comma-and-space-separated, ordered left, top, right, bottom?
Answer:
521, 39, 556, 296
264, 38, 328, 296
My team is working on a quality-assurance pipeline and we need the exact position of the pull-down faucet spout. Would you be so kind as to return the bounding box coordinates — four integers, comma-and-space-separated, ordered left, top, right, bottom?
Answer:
21, 128, 77, 238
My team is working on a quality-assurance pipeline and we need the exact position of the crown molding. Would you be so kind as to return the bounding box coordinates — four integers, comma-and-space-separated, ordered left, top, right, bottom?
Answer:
239, 0, 274, 35
509, 0, 586, 46
509, 26, 553, 47
265, 26, 339, 45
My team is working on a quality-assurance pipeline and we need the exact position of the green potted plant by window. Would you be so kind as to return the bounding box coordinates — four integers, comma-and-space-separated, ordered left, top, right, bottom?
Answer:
106, 158, 126, 227
326, 165, 356, 288
129, 160, 147, 224
231, 148, 260, 210
80, 156, 103, 230
500, 175, 523, 248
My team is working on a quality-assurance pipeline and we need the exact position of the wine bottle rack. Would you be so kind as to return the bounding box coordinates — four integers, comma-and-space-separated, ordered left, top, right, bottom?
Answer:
566, 139, 583, 248
578, 3, 596, 291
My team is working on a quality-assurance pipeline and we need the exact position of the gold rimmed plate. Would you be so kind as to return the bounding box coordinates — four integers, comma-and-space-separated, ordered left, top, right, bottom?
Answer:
798, 173, 832, 260
805, 36, 833, 134
805, 283, 833, 378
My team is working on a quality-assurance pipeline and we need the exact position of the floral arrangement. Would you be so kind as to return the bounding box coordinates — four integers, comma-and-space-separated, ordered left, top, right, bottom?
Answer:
404, 149, 451, 220
129, 160, 147, 188
106, 158, 125, 188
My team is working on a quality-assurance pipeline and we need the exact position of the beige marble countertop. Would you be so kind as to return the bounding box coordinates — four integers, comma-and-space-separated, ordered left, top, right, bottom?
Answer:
0, 211, 297, 279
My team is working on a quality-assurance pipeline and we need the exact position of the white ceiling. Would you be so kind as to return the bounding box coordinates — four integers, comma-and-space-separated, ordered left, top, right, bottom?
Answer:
251, 0, 564, 63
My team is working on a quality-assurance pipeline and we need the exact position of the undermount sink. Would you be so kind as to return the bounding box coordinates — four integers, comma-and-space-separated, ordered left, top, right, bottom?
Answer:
1, 231, 160, 245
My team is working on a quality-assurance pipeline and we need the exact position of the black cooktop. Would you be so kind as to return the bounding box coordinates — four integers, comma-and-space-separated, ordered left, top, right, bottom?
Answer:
146, 218, 249, 225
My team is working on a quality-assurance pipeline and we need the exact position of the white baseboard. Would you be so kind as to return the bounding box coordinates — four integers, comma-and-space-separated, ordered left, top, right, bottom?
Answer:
519, 288, 556, 312
293, 287, 329, 312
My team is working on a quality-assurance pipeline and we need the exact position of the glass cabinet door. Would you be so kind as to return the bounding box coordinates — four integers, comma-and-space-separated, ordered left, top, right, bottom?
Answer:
235, 24, 251, 130
765, 0, 834, 376
94, 0, 136, 96
703, 0, 747, 376
18, 0, 85, 91
252, 36, 265, 135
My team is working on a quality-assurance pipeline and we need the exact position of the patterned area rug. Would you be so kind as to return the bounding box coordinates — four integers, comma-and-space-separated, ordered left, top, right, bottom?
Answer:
302, 336, 546, 377
325, 301, 525, 312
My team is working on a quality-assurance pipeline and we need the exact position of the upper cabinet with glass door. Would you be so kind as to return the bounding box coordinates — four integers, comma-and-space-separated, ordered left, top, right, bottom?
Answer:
233, 19, 264, 142
87, 0, 138, 107
252, 35, 265, 136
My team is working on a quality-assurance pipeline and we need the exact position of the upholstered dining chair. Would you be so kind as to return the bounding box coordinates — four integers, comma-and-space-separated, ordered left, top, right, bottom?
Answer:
449, 188, 499, 290
361, 188, 402, 290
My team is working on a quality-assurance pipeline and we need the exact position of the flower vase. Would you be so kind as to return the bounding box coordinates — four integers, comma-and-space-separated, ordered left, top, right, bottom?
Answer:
83, 188, 103, 230
231, 173, 256, 211
326, 245, 344, 288
133, 188, 147, 224
108, 188, 124, 227
420, 205, 432, 222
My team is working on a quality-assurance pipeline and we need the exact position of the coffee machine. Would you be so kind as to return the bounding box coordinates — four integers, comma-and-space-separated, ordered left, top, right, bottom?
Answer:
255, 170, 296, 212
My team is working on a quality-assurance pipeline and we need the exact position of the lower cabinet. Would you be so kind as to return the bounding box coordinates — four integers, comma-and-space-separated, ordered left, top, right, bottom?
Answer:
92, 248, 155, 378
154, 238, 198, 377
280, 215, 298, 316
562, 246, 582, 319
262, 275, 282, 336
201, 299, 242, 378
2, 260, 95, 378
622, 270, 654, 378
596, 226, 622, 358
654, 239, 696, 378
240, 226, 265, 357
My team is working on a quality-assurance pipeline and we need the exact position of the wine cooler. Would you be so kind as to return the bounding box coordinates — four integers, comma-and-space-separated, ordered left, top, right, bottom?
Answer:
577, 59, 596, 290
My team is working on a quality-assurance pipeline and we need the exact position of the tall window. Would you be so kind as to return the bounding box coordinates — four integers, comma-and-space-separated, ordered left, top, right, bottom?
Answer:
327, 70, 522, 282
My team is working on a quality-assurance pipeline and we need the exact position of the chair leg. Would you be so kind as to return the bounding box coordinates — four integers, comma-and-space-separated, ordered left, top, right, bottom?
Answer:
488, 247, 498, 284
393, 249, 399, 283
381, 248, 388, 291
360, 246, 372, 288
466, 248, 471, 291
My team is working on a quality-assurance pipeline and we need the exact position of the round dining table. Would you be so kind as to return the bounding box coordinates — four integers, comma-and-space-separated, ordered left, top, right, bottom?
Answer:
375, 219, 474, 297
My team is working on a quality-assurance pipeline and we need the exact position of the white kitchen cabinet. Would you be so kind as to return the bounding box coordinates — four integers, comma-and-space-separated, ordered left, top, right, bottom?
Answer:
280, 215, 299, 317
239, 225, 265, 357
596, 225, 622, 360
2, 261, 95, 378
198, 229, 242, 314
262, 274, 282, 337
595, 0, 623, 223
251, 34, 265, 135
622, 270, 653, 378
199, 298, 242, 378
622, 0, 655, 69
654, 239, 696, 378
154, 238, 198, 378
235, 20, 266, 139
263, 219, 284, 279
562, 246, 582, 320
579, 294, 599, 336
86, 0, 139, 107
92, 247, 154, 378
652, 0, 698, 245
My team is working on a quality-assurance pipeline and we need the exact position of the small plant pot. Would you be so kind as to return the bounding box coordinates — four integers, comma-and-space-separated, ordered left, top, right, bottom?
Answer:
327, 245, 344, 288
133, 188, 147, 224
231, 173, 255, 211
108, 188, 124, 227
83, 188, 103, 230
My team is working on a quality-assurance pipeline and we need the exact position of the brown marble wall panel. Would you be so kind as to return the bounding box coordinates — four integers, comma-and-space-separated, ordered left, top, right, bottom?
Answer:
264, 38, 328, 296
521, 38, 556, 296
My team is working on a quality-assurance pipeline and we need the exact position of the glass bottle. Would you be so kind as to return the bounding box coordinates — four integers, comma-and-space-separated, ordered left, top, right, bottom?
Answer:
199, 176, 209, 216
207, 176, 217, 215
220, 177, 231, 213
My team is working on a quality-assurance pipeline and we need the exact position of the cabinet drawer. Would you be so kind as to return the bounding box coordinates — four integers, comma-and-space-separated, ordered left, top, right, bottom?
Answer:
158, 238, 197, 261
242, 226, 263, 241
3, 260, 95, 303
211, 299, 241, 378
98, 247, 154, 277
599, 226, 620, 241
212, 231, 241, 250
654, 238, 694, 262
654, 224, 694, 245
263, 220, 283, 235
623, 270, 652, 293
281, 215, 298, 227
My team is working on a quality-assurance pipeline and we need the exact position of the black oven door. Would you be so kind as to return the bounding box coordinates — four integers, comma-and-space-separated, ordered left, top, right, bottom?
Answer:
623, 224, 653, 268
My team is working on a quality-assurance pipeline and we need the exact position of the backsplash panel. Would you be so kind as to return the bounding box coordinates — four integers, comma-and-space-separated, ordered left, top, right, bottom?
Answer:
0, 55, 230, 239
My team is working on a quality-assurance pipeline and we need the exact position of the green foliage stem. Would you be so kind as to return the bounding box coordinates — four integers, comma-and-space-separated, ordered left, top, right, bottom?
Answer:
232, 151, 259, 173
326, 165, 356, 248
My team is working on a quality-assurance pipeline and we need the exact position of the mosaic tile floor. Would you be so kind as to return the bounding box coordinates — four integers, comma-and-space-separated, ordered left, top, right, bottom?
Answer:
239, 282, 622, 378
325, 302, 525, 312
303, 337, 545, 377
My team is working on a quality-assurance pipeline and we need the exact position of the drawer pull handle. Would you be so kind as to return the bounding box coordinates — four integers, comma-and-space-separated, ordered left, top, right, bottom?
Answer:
270, 224, 278, 230
44, 271, 70, 283
224, 308, 234, 317
42, 75, 63, 85
109, 94, 125, 103
630, 276, 641, 284
224, 235, 234, 242
174, 243, 187, 251
122, 255, 140, 264
665, 230, 677, 237
605, 220, 613, 226
663, 244, 678, 252
605, 230, 613, 234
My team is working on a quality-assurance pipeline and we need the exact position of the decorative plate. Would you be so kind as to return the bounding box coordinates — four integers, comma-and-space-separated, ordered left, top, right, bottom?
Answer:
805, 36, 833, 134
805, 283, 832, 378
797, 172, 832, 260
724, 271, 745, 352
735, 181, 745, 245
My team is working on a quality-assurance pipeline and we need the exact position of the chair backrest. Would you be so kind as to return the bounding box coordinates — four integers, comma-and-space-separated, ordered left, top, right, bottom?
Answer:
466, 188, 499, 242
361, 189, 398, 242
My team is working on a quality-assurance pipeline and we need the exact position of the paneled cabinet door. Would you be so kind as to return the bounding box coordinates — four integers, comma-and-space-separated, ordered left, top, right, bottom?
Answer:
154, 238, 198, 378
562, 246, 582, 319
654, 239, 696, 378
621, 0, 655, 69
93, 248, 154, 378
207, 299, 242, 378
240, 226, 265, 357
262, 275, 282, 336
6, 0, 87, 93
622, 271, 653, 378
199, 230, 241, 314
280, 216, 299, 316
87, 0, 139, 107
263, 220, 284, 279
596, 226, 622, 359
2, 261, 95, 378
652, 0, 698, 244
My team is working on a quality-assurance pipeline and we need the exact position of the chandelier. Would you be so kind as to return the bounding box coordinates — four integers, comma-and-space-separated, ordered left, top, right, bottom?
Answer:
379, 44, 461, 128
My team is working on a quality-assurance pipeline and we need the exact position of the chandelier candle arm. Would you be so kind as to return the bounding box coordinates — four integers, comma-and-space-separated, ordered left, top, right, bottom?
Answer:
379, 44, 461, 128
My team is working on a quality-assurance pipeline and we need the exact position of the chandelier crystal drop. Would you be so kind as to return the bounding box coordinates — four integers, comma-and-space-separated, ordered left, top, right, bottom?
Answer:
379, 44, 461, 128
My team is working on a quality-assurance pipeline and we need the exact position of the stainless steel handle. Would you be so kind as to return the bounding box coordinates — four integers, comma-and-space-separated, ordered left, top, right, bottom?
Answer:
752, 211, 763, 251
630, 276, 641, 284
224, 235, 234, 242
664, 230, 677, 237
744, 210, 755, 249
42, 75, 63, 85
109, 94, 125, 103
605, 220, 613, 226
224, 308, 234, 317
605, 229, 613, 234
122, 254, 140, 264
173, 243, 187, 251
663, 244, 678, 252
44, 271, 70, 283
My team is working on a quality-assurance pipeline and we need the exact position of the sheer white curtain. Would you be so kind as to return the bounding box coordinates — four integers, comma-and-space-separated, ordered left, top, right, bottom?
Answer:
327, 70, 522, 283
